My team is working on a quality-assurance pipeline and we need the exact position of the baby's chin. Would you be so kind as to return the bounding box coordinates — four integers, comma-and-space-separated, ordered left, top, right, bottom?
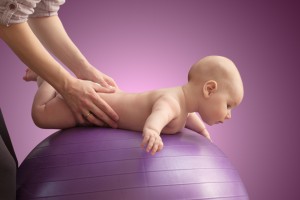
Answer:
204, 120, 214, 126
206, 120, 222, 126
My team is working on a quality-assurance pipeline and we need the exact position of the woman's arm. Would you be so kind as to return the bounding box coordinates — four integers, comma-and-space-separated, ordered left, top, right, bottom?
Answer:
27, 16, 118, 88
0, 22, 73, 94
0, 22, 118, 127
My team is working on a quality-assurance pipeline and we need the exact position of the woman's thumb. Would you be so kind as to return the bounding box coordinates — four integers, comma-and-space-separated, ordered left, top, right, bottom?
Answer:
94, 82, 115, 93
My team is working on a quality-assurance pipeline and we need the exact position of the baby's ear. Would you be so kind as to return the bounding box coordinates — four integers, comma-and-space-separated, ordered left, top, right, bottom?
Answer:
203, 80, 218, 97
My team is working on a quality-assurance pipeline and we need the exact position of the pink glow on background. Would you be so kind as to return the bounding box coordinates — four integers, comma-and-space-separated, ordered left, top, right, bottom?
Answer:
0, 1, 299, 199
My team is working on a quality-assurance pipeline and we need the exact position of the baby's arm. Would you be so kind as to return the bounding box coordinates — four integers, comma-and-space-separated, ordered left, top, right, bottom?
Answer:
141, 96, 180, 155
185, 113, 212, 141
31, 79, 77, 129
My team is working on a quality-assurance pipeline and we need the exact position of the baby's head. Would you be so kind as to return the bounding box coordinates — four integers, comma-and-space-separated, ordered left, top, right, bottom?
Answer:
188, 56, 244, 125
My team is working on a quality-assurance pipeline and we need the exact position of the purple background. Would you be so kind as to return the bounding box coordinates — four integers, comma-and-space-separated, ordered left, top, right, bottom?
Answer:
1, 1, 299, 199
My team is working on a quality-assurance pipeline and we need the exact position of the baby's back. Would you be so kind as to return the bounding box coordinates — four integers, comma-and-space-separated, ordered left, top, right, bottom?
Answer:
98, 87, 184, 132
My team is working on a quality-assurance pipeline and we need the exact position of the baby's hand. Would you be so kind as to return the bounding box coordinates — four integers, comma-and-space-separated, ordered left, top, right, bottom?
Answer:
141, 128, 164, 155
201, 128, 212, 142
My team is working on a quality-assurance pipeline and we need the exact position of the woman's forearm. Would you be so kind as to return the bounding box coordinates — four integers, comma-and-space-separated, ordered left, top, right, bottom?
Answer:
0, 22, 74, 94
28, 16, 90, 78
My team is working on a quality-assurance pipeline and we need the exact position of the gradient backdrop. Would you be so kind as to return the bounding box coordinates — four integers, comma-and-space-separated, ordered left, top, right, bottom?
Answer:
1, 1, 299, 199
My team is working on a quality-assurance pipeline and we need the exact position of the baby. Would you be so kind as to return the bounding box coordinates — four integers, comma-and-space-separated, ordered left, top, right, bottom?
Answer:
24, 56, 244, 155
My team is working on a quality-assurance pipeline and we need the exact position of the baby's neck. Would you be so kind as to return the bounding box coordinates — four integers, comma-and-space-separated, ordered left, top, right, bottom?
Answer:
181, 83, 200, 113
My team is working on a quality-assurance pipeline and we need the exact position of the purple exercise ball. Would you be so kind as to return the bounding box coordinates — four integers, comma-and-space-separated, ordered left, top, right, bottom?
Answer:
17, 127, 248, 200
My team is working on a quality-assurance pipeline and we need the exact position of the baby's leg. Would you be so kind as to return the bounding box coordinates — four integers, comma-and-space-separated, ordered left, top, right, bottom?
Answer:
31, 78, 77, 129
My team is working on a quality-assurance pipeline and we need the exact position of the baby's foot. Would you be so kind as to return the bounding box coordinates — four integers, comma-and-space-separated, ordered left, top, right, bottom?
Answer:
23, 68, 38, 81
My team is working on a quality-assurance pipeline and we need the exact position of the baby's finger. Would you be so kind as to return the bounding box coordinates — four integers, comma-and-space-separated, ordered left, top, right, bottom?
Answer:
157, 141, 164, 152
204, 133, 212, 142
151, 143, 160, 155
146, 137, 155, 153
141, 135, 150, 148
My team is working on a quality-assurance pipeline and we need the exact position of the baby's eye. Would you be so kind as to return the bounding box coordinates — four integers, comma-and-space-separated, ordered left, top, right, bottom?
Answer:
227, 105, 231, 109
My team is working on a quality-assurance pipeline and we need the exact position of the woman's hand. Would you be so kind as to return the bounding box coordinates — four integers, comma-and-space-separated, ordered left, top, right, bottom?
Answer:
76, 65, 118, 89
62, 64, 119, 127
62, 77, 119, 128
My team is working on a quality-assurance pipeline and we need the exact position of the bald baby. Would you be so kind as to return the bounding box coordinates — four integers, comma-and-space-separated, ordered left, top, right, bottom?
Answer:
27, 55, 244, 155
